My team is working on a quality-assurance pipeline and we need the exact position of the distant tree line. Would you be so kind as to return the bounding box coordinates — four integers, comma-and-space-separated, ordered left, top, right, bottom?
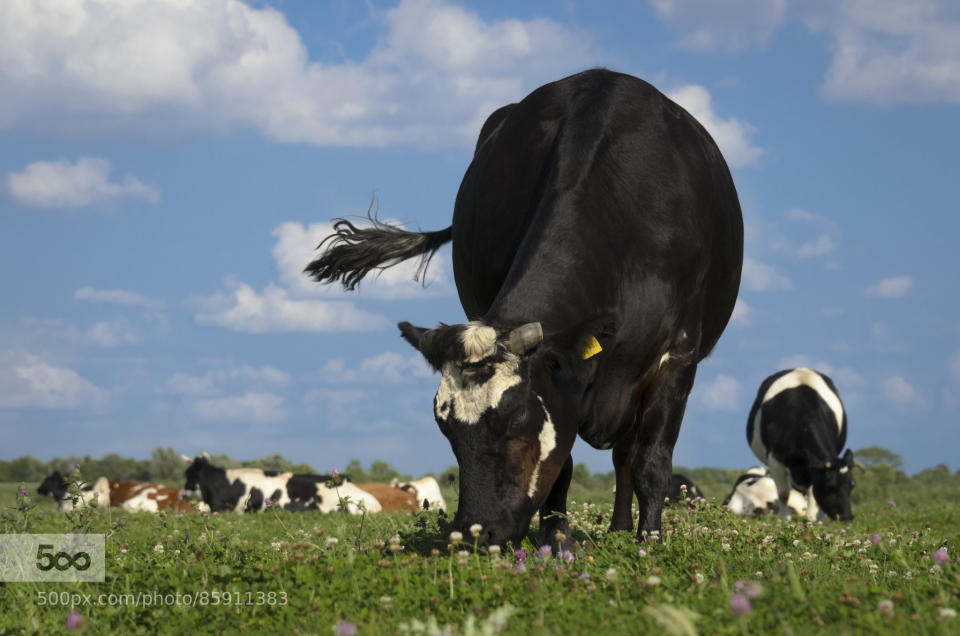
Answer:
2, 447, 957, 503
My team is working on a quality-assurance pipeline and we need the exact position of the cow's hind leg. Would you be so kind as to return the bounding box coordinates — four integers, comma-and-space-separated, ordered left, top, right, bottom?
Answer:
539, 455, 573, 550
611, 436, 639, 532
767, 460, 793, 520
631, 363, 697, 541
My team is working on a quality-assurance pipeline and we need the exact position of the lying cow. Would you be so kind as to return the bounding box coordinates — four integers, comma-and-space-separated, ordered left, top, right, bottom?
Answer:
108, 480, 207, 513
355, 483, 419, 512
181, 454, 382, 514
723, 467, 807, 516
390, 476, 447, 512
37, 472, 110, 511
667, 473, 704, 505
747, 368, 860, 521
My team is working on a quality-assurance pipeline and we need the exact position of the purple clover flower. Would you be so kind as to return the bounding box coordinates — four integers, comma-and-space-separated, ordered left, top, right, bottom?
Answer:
561, 549, 574, 563
932, 548, 949, 566
334, 620, 357, 636
579, 571, 590, 579
65, 610, 83, 630
515, 562, 526, 574
514, 548, 526, 561
733, 581, 762, 598
537, 544, 552, 559
870, 534, 882, 545
730, 593, 752, 616
18, 488, 27, 497
638, 548, 647, 557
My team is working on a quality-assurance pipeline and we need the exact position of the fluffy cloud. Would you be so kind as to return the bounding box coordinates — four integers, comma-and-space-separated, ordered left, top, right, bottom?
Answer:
804, 1, 960, 105
0, 0, 595, 148
650, 0, 787, 52
168, 365, 291, 397
730, 298, 752, 326
668, 85, 764, 167
192, 392, 285, 422
0, 352, 105, 409
741, 256, 791, 292
321, 351, 433, 384
882, 375, 928, 409
194, 278, 389, 333
864, 275, 913, 298
272, 221, 453, 300
697, 373, 741, 412
7, 158, 159, 209
74, 287, 163, 309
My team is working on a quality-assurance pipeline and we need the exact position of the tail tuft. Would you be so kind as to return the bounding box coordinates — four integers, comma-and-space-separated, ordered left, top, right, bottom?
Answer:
305, 202, 452, 291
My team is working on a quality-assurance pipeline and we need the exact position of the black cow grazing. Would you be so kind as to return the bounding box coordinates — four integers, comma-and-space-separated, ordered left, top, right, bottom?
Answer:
306, 69, 743, 545
668, 473, 704, 505
37, 471, 110, 511
747, 368, 860, 521
180, 455, 382, 514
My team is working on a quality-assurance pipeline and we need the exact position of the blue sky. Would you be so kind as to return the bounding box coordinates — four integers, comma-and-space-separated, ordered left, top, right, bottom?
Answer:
2, 0, 958, 477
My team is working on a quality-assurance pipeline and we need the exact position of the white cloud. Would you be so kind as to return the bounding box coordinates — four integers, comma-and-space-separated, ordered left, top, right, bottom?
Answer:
864, 275, 913, 298
167, 365, 291, 398
741, 256, 791, 292
22, 317, 140, 348
0, 0, 596, 148
321, 351, 433, 384
730, 298, 751, 326
882, 375, 928, 409
796, 233, 837, 259
650, 0, 787, 52
7, 158, 158, 209
193, 392, 285, 422
194, 278, 389, 333
698, 373, 741, 412
87, 321, 140, 347
668, 85, 764, 167
74, 286, 162, 309
0, 352, 105, 409
272, 221, 453, 299
803, 1, 960, 106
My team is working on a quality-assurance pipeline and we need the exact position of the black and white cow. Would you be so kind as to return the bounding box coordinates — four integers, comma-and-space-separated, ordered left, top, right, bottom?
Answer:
37, 471, 110, 511
181, 455, 381, 514
668, 473, 704, 505
723, 467, 807, 517
747, 368, 858, 521
306, 69, 743, 545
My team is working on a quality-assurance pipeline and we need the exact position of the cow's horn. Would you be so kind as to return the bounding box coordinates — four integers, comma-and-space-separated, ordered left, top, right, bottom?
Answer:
508, 322, 543, 354
854, 461, 866, 472
181, 454, 192, 463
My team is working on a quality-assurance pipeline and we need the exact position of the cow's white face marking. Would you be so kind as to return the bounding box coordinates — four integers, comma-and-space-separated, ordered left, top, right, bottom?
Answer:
460, 321, 498, 363
762, 367, 845, 434
527, 396, 556, 498
434, 354, 522, 425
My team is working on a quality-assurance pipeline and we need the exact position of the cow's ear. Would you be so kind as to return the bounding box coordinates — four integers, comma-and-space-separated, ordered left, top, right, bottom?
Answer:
842, 449, 855, 467
544, 315, 619, 363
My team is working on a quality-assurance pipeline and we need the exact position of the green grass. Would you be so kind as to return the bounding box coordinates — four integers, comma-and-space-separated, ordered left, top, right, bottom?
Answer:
2, 482, 959, 634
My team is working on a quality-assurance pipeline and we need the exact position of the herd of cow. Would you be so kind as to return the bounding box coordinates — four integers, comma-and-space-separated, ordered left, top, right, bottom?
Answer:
36, 453, 446, 517
38, 69, 864, 546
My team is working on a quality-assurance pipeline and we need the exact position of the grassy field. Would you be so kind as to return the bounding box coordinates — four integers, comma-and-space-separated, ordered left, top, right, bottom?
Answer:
1, 481, 959, 634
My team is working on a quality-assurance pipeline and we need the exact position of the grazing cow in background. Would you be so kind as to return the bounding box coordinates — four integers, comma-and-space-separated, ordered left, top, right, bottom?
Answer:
389, 476, 447, 512
667, 473, 704, 505
180, 454, 382, 514
37, 472, 110, 511
356, 483, 419, 512
723, 467, 807, 517
748, 368, 860, 521
306, 69, 743, 545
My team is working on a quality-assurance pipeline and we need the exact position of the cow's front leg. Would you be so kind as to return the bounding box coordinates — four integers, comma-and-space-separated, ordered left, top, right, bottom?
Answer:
539, 455, 573, 551
631, 364, 697, 541
611, 436, 638, 532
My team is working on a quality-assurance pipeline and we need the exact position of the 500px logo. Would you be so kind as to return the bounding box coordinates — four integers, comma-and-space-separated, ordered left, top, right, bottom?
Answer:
35, 544, 91, 572
1, 534, 104, 582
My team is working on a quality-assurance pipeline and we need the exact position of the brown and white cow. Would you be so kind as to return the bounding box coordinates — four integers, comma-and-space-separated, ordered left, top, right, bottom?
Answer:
355, 483, 419, 512
389, 476, 447, 512
109, 480, 208, 513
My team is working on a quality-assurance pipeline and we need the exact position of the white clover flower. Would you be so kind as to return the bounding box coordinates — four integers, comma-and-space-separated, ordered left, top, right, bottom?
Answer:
940, 608, 957, 619
470, 524, 483, 538
694, 572, 704, 585
605, 567, 619, 583
450, 531, 464, 543
457, 550, 470, 566
488, 545, 501, 556
153, 543, 164, 554
721, 542, 731, 552
271, 541, 282, 551
793, 539, 800, 547
877, 599, 894, 615
647, 575, 661, 586
325, 537, 339, 548
755, 571, 763, 578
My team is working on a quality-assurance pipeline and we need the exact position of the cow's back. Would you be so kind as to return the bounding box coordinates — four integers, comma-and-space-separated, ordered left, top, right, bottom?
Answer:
451, 68, 743, 356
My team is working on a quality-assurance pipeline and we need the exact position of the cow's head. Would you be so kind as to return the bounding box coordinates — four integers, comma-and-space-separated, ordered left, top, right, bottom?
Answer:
400, 318, 609, 545
37, 471, 69, 501
811, 448, 857, 521
181, 452, 216, 502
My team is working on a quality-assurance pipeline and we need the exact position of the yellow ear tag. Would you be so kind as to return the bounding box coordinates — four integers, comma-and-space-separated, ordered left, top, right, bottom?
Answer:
581, 335, 602, 360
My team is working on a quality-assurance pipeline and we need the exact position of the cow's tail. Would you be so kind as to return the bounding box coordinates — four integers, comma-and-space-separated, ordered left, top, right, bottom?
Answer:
304, 208, 453, 291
